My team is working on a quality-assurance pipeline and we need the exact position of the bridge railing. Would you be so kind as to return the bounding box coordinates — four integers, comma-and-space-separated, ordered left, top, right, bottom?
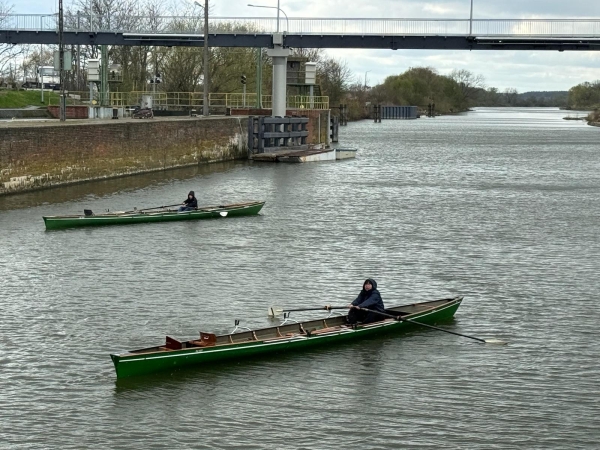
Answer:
2, 15, 600, 37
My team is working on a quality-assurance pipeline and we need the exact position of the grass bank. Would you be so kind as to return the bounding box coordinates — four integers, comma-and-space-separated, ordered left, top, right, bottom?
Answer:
0, 90, 59, 108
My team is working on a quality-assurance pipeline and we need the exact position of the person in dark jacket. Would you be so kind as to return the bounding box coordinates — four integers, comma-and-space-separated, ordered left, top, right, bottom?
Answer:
347, 278, 385, 325
178, 191, 198, 212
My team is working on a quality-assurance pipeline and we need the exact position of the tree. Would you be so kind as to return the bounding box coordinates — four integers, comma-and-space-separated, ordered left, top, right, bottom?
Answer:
568, 81, 600, 109
450, 69, 486, 107
503, 88, 519, 106
0, 1, 28, 81
290, 48, 324, 64
317, 58, 354, 106
367, 67, 467, 114
474, 87, 504, 106
21, 47, 55, 80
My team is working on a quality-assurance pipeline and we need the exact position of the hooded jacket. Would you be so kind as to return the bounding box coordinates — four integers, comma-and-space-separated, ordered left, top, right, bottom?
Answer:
183, 191, 198, 209
351, 278, 385, 312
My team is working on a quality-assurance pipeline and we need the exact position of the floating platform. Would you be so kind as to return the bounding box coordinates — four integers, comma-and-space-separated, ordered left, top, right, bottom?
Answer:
251, 148, 335, 163
251, 147, 357, 163
336, 147, 358, 160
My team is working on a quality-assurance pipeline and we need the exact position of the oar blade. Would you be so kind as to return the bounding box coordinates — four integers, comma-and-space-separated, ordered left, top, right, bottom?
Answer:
483, 338, 507, 345
268, 306, 283, 318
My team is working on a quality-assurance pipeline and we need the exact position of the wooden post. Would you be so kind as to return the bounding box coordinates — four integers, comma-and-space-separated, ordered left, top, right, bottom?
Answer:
258, 117, 265, 153
247, 115, 255, 155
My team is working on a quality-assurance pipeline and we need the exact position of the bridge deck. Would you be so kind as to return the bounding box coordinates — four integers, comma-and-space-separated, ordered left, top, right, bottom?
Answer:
1, 16, 599, 49
1, 31, 599, 50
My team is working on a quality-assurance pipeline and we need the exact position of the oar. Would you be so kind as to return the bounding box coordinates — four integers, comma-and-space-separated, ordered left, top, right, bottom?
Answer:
131, 203, 182, 213
359, 307, 506, 345
267, 305, 347, 317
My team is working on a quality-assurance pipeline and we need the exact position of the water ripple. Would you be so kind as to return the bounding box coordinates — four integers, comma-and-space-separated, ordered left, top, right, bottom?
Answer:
1, 108, 599, 449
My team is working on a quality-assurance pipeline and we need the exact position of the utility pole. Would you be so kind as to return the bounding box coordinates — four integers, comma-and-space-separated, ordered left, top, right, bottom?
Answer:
241, 74, 247, 107
203, 0, 209, 116
40, 15, 43, 103
59, 0, 66, 121
101, 45, 108, 106
256, 48, 262, 109
153, 50, 157, 97
77, 12, 81, 90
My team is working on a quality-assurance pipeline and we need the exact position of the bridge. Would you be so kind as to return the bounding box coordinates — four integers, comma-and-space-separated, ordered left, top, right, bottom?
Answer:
3, 14, 599, 121
1, 15, 600, 50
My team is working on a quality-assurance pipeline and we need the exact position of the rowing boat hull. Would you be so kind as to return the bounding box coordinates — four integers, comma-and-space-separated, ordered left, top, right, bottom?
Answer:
43, 201, 265, 230
111, 297, 462, 378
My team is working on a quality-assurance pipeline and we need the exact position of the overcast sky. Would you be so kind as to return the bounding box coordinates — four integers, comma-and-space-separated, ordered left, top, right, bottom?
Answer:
10, 0, 600, 92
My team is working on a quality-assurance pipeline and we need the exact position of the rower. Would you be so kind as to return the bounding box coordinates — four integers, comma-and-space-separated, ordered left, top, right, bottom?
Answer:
178, 191, 198, 212
347, 278, 385, 325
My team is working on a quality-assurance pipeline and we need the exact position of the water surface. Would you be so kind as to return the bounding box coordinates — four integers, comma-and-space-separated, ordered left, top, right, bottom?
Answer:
1, 108, 598, 449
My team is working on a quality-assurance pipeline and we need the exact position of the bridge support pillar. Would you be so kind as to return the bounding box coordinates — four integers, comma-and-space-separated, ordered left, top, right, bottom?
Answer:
267, 42, 290, 118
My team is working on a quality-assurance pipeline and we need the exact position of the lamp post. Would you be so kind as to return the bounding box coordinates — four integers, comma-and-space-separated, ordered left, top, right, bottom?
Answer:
469, 0, 474, 35
39, 14, 56, 103
248, 3, 289, 33
194, 1, 209, 116
59, 0, 66, 121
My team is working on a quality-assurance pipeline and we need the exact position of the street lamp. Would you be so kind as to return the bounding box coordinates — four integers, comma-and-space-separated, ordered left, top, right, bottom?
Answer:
248, 3, 289, 33
469, 0, 474, 35
193, 1, 209, 116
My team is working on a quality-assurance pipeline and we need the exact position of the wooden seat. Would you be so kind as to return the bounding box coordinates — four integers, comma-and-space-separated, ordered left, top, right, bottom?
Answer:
197, 332, 217, 347
309, 326, 343, 335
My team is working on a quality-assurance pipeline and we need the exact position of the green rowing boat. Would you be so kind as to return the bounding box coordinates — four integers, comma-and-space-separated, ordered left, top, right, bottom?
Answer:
43, 201, 265, 230
110, 296, 463, 378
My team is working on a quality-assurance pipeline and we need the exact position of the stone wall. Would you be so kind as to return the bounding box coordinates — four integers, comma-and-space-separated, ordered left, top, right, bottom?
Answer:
0, 116, 248, 195
0, 109, 51, 119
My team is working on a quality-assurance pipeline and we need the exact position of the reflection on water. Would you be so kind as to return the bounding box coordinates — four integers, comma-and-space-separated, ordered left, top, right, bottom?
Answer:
1, 108, 599, 449
0, 161, 245, 211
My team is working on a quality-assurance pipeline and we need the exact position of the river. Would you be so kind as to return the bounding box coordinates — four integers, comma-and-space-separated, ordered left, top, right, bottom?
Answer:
1, 107, 598, 449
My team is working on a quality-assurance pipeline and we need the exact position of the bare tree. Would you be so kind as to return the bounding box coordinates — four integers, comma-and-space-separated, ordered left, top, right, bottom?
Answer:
450, 69, 486, 106
503, 87, 519, 106
290, 48, 324, 64
21, 47, 54, 79
0, 1, 28, 81
317, 57, 354, 105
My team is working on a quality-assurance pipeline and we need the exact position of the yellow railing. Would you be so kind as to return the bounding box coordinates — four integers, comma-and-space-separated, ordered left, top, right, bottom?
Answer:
288, 95, 329, 110
50, 91, 329, 110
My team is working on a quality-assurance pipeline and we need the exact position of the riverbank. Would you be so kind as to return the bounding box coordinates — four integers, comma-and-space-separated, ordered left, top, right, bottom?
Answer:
586, 110, 600, 127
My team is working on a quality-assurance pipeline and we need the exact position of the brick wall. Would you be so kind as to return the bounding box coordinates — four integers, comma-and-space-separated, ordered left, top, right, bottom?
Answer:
0, 117, 249, 195
47, 106, 89, 119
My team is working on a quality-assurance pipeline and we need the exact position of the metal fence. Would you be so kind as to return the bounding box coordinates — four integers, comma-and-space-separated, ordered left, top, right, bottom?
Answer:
49, 91, 329, 110
3, 15, 600, 37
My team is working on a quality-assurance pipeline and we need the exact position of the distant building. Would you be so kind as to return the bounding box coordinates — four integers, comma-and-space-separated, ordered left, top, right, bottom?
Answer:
22, 66, 60, 90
